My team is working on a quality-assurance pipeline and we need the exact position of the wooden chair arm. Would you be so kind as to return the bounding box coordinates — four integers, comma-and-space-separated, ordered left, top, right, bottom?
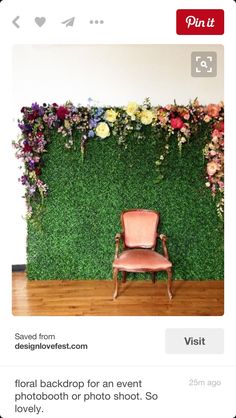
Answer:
158, 234, 169, 259
114, 233, 123, 259
159, 233, 167, 241
115, 233, 121, 241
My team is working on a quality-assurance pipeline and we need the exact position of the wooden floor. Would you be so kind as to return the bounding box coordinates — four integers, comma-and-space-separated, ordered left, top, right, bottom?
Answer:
12, 273, 224, 316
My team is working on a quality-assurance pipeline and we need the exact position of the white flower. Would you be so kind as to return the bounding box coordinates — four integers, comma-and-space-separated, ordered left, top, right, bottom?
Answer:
204, 115, 211, 123
207, 161, 218, 176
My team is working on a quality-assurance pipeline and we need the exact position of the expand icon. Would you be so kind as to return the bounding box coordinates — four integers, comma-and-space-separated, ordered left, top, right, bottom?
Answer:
191, 52, 217, 77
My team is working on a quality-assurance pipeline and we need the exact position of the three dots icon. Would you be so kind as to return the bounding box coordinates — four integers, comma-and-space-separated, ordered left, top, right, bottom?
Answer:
90, 20, 104, 24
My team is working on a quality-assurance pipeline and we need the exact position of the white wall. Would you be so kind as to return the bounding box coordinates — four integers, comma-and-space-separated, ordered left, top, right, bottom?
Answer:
11, 44, 224, 264
12, 44, 224, 109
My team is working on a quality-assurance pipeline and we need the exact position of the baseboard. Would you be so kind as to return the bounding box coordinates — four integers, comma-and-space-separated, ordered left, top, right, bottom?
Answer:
12, 264, 26, 272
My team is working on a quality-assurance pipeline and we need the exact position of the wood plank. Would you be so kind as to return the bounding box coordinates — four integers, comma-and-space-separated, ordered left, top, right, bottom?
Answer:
12, 273, 224, 316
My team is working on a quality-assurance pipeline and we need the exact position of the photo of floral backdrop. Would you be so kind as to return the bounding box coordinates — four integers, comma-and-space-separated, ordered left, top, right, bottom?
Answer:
13, 99, 224, 280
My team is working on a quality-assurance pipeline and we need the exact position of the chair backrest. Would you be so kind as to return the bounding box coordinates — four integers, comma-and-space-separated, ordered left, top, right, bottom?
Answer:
121, 209, 160, 249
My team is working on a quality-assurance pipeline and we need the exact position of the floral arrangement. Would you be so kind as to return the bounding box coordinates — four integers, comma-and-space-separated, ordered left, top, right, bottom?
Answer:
13, 99, 224, 220
204, 106, 224, 217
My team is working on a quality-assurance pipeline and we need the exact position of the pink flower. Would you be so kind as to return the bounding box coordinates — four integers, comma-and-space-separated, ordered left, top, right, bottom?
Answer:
183, 112, 190, 120
180, 109, 190, 120
170, 117, 184, 130
210, 150, 217, 156
212, 129, 221, 139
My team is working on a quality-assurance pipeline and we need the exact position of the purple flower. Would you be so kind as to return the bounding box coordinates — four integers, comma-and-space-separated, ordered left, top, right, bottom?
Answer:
28, 160, 35, 170
88, 130, 95, 138
89, 119, 97, 129
38, 107, 45, 116
28, 185, 36, 195
18, 123, 32, 133
21, 175, 29, 185
31, 102, 40, 111
96, 108, 104, 117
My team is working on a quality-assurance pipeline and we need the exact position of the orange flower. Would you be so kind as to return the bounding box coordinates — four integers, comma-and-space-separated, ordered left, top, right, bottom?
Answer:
206, 104, 220, 118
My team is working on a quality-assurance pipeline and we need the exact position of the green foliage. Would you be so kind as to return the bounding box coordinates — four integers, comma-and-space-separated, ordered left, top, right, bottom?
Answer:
27, 130, 223, 280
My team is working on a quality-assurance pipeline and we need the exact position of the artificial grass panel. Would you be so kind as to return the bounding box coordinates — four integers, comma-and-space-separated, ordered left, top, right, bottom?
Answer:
27, 130, 223, 280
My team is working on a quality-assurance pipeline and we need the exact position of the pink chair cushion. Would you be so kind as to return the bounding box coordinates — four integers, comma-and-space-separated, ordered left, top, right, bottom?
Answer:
113, 249, 172, 271
122, 210, 159, 248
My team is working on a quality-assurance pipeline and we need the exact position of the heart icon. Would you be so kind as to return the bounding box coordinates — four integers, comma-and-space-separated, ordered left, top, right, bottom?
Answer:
35, 17, 46, 27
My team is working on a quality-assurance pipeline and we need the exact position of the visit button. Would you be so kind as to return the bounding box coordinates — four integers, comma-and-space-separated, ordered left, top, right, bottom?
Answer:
176, 9, 224, 35
165, 329, 224, 354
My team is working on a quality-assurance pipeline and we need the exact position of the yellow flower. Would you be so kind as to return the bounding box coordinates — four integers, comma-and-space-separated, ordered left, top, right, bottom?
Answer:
29, 171, 36, 180
104, 109, 117, 123
140, 109, 154, 125
126, 102, 139, 118
95, 122, 110, 139
64, 120, 71, 130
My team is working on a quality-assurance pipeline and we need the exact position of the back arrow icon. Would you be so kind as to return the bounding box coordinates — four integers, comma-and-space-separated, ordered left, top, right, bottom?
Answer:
12, 16, 20, 28
61, 17, 75, 27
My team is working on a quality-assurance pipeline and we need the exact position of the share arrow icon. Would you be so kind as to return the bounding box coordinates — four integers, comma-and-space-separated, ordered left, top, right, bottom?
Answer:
61, 17, 75, 27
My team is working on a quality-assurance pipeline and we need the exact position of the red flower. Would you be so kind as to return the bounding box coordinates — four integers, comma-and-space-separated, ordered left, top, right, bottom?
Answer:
35, 167, 41, 176
28, 113, 36, 121
23, 143, 33, 153
170, 117, 184, 130
213, 121, 224, 133
56, 106, 69, 120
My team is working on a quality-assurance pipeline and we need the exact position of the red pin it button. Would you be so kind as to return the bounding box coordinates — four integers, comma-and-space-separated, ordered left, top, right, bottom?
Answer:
177, 9, 224, 35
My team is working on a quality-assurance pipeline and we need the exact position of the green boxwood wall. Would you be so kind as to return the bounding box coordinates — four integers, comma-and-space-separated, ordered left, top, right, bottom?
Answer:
27, 130, 224, 280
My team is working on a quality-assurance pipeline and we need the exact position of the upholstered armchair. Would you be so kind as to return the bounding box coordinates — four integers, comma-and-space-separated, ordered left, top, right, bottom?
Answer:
112, 209, 173, 300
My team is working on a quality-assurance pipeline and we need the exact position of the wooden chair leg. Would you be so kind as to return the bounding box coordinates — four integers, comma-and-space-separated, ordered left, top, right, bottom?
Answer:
167, 268, 173, 300
122, 271, 127, 283
113, 268, 119, 299
152, 272, 156, 283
